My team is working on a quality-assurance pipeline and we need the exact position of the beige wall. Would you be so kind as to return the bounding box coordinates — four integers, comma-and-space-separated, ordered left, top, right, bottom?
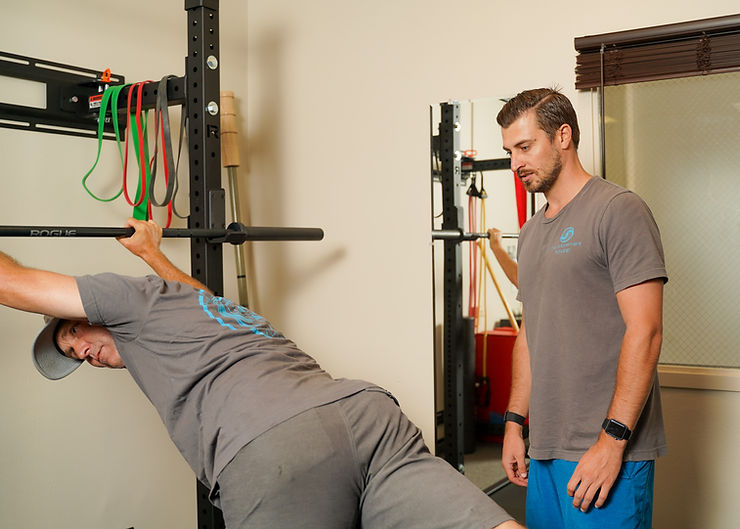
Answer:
0, 1, 738, 527
656, 380, 740, 529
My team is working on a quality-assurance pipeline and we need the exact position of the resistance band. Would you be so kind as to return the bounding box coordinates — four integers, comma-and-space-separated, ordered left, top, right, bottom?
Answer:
83, 76, 188, 227
123, 80, 151, 213
148, 75, 190, 224
514, 172, 527, 228
82, 83, 130, 201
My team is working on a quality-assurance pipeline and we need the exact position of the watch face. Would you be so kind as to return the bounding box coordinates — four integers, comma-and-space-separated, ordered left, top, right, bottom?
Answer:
603, 419, 630, 440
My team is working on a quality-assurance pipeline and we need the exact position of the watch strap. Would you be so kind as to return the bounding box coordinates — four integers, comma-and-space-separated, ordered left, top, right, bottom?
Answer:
503, 410, 526, 426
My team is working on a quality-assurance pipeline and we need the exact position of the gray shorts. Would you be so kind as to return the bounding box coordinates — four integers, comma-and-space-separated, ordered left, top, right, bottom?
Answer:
216, 388, 512, 529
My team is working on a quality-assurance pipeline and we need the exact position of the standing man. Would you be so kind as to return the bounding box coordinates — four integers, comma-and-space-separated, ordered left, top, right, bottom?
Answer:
2, 218, 524, 529
490, 88, 667, 529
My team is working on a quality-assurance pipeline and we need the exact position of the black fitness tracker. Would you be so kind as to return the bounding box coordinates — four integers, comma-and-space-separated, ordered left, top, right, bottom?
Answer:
602, 418, 632, 441
503, 410, 526, 426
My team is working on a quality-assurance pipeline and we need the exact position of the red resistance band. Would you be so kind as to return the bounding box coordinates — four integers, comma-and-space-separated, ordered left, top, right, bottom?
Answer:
468, 194, 479, 320
514, 171, 527, 228
123, 80, 152, 208
122, 80, 175, 227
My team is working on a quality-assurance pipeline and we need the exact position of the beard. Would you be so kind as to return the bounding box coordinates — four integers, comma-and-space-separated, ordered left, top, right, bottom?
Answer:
521, 148, 562, 194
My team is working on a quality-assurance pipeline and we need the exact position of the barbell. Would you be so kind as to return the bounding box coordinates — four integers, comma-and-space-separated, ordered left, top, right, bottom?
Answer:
0, 222, 324, 245
432, 229, 518, 242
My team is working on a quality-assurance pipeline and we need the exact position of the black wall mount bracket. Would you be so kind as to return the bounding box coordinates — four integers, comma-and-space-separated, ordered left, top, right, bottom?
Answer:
0, 51, 127, 139
0, 51, 187, 141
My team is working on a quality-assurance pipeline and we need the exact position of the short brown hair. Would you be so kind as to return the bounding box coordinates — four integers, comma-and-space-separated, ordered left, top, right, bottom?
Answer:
496, 88, 580, 149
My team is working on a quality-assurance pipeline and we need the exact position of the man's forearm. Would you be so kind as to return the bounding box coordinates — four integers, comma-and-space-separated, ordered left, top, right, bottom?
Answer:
606, 322, 662, 431
492, 244, 518, 288
507, 318, 531, 416
117, 218, 212, 293
142, 249, 212, 293
607, 279, 664, 431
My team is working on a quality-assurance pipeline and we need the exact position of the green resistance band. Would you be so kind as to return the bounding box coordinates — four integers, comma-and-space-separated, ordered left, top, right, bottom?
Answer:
82, 81, 151, 221
81, 83, 129, 201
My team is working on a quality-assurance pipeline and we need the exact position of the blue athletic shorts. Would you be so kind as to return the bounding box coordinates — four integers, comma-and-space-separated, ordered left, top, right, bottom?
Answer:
525, 458, 654, 529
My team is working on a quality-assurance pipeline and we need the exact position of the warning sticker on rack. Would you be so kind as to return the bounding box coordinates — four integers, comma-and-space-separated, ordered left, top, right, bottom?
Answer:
89, 94, 103, 110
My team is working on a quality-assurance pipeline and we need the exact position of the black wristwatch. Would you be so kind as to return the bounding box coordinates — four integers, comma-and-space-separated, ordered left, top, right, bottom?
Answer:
503, 410, 526, 426
602, 418, 632, 441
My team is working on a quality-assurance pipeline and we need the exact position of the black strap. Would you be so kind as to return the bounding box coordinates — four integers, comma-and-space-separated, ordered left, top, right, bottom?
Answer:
149, 75, 178, 207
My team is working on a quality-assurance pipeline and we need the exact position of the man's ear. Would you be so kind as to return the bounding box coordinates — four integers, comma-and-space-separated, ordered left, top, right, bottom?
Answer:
557, 124, 573, 150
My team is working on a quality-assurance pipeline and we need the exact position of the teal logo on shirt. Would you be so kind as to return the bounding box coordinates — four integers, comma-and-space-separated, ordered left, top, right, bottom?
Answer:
198, 291, 283, 338
560, 227, 575, 243
552, 226, 582, 255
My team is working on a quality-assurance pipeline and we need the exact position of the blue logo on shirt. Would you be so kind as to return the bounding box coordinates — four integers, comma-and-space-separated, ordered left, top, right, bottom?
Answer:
552, 226, 581, 254
198, 291, 283, 338
560, 227, 575, 243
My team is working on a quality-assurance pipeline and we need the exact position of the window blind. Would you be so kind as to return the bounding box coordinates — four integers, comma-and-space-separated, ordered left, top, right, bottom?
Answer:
574, 14, 740, 89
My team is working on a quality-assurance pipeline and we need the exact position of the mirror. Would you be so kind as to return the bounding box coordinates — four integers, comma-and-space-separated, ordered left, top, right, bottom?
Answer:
430, 97, 524, 494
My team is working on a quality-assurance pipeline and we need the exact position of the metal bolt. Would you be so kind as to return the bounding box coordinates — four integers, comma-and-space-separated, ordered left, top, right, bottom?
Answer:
206, 101, 219, 116
206, 55, 219, 70
69, 96, 79, 103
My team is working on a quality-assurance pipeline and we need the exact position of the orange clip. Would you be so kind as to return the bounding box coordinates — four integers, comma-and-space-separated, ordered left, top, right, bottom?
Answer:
100, 68, 112, 83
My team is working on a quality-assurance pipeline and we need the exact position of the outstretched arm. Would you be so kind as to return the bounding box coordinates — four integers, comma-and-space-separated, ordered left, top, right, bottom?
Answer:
487, 228, 518, 287
117, 218, 211, 293
0, 252, 85, 319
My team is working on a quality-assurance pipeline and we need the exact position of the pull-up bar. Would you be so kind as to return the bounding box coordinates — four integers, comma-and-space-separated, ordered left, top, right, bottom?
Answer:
0, 222, 324, 245
432, 229, 518, 241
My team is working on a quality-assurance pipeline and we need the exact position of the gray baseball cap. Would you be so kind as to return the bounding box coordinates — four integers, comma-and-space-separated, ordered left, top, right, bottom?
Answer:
32, 316, 83, 380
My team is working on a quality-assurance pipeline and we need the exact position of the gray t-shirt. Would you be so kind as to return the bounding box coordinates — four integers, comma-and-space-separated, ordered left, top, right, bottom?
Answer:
76, 273, 373, 500
517, 176, 668, 461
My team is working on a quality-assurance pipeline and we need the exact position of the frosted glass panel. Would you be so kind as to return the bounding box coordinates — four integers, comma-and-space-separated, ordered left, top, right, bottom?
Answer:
605, 73, 740, 368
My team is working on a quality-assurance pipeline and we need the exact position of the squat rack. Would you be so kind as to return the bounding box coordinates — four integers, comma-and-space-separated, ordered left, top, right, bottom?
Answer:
431, 101, 515, 474
0, 1, 319, 527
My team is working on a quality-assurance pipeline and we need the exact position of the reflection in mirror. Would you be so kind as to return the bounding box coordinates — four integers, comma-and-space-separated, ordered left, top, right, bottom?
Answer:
430, 97, 526, 494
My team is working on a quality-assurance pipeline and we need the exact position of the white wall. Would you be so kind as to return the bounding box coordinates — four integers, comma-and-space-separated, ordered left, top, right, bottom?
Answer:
1, 1, 738, 528
0, 1, 245, 527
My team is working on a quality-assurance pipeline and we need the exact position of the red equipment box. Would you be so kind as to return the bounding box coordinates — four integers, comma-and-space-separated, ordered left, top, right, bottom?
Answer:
474, 327, 520, 443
